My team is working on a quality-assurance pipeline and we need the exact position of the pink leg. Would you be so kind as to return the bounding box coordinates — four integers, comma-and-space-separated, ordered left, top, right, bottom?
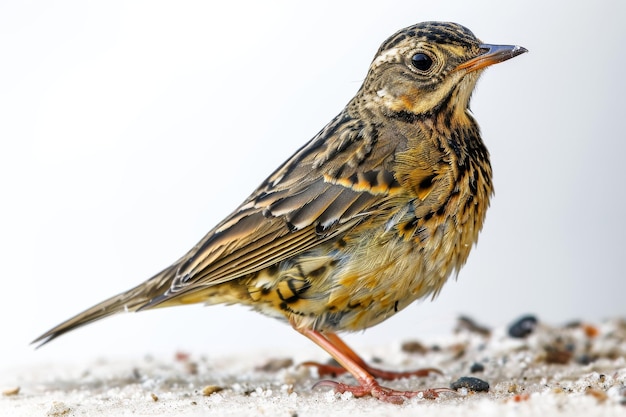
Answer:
296, 327, 452, 404
302, 331, 440, 380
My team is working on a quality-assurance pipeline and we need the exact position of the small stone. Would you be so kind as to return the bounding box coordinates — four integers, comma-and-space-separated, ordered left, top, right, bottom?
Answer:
401, 340, 427, 354
470, 362, 484, 373
150, 393, 158, 402
582, 324, 600, 338
456, 316, 491, 337
2, 386, 20, 396
508, 315, 538, 338
202, 385, 224, 396
544, 343, 573, 364
450, 376, 489, 392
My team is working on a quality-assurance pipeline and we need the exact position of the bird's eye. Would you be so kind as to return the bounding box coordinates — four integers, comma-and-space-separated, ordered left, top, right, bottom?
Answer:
411, 53, 433, 72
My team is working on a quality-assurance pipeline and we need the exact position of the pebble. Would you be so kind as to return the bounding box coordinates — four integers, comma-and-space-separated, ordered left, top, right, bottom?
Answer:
450, 376, 489, 392
456, 316, 491, 337
401, 340, 427, 354
508, 315, 538, 338
202, 385, 224, 396
2, 386, 20, 396
470, 362, 485, 373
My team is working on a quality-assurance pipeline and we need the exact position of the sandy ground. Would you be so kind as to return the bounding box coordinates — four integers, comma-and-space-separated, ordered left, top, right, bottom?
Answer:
2, 317, 625, 417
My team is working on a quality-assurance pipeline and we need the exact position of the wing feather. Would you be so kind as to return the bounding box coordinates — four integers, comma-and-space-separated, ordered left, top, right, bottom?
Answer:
145, 108, 407, 307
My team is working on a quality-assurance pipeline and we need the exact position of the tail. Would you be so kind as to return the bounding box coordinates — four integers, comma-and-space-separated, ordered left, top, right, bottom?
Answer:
32, 265, 177, 348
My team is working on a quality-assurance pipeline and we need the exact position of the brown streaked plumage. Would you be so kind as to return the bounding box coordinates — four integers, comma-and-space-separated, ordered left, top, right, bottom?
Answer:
33, 21, 526, 403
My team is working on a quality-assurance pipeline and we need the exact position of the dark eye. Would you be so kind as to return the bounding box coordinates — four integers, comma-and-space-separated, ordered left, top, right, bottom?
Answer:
411, 53, 433, 72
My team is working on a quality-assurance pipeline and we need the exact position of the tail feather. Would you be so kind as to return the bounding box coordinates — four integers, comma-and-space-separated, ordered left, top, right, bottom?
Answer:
32, 266, 177, 347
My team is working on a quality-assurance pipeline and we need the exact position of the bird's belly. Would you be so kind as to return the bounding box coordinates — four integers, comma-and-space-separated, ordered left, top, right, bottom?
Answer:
236, 217, 472, 332
318, 232, 460, 332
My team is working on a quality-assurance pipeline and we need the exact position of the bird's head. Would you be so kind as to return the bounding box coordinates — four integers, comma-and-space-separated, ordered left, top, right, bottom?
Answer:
361, 21, 527, 121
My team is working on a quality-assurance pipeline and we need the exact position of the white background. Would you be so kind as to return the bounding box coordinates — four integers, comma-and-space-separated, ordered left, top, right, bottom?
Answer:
1, 1, 624, 368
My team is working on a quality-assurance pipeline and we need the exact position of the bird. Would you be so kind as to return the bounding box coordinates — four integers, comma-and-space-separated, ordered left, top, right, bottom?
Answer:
33, 21, 527, 403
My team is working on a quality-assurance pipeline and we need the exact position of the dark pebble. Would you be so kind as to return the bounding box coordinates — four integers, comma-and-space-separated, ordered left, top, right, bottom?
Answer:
470, 362, 485, 373
450, 376, 489, 392
508, 315, 538, 338
456, 315, 491, 337
402, 340, 428, 354
401, 340, 427, 354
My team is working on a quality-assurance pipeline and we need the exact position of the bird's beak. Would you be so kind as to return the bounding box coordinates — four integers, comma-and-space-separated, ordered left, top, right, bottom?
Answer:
457, 44, 528, 72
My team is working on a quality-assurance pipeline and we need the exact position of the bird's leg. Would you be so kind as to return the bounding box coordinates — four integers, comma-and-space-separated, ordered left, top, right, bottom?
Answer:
296, 327, 451, 404
302, 331, 440, 380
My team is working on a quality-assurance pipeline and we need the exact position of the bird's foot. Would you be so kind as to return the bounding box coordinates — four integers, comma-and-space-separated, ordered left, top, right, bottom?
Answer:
313, 379, 454, 404
302, 360, 441, 380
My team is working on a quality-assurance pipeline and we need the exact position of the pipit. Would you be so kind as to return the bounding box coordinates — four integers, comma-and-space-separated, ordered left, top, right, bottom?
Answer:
34, 21, 526, 403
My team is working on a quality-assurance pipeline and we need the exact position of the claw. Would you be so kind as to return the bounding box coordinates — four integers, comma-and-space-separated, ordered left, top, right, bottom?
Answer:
313, 379, 454, 404
312, 379, 341, 390
295, 328, 453, 403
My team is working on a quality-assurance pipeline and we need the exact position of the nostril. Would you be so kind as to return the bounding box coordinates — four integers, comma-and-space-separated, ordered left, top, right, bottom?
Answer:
478, 45, 492, 55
